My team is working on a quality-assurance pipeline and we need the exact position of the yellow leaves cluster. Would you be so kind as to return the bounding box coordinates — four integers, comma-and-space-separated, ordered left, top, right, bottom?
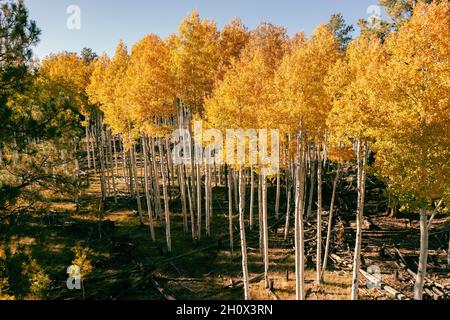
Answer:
371, 1, 450, 204
205, 48, 272, 131
87, 41, 130, 136
125, 34, 176, 137
39, 52, 91, 115
171, 11, 220, 112
325, 35, 387, 144
275, 24, 340, 138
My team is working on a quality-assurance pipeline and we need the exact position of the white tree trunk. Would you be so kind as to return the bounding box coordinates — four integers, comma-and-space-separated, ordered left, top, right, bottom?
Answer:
179, 163, 188, 234
284, 166, 291, 241
142, 137, 155, 241
205, 163, 210, 237
351, 140, 367, 300
107, 130, 117, 203
131, 145, 144, 225
85, 125, 91, 169
150, 138, 162, 221
196, 163, 202, 240
414, 208, 429, 300
258, 175, 263, 253
294, 139, 307, 300
186, 166, 196, 240
262, 175, 270, 288
316, 147, 323, 284
307, 151, 316, 219
275, 171, 281, 220
321, 165, 340, 278
228, 167, 234, 255
158, 139, 171, 253
249, 168, 254, 231
239, 167, 250, 300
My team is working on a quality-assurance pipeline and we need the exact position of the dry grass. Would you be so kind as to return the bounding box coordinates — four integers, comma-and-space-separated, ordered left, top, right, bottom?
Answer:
250, 270, 386, 300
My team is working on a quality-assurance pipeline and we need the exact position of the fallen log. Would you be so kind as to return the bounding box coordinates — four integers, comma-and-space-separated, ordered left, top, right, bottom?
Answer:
332, 252, 410, 300
149, 277, 176, 300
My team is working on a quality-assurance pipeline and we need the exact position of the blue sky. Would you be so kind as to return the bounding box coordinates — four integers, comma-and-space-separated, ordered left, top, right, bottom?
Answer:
25, 0, 386, 59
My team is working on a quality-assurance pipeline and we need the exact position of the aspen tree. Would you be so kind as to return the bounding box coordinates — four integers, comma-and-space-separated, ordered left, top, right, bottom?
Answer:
326, 34, 387, 299
205, 46, 273, 299
275, 24, 340, 288
371, 2, 449, 300
124, 34, 175, 249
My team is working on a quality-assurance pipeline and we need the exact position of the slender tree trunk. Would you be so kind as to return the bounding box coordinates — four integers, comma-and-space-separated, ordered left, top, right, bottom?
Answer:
228, 167, 234, 255
86, 125, 91, 169
294, 140, 307, 300
239, 167, 250, 300
351, 140, 367, 300
307, 152, 316, 219
196, 163, 202, 240
258, 175, 263, 253
107, 130, 118, 203
209, 164, 213, 221
275, 170, 281, 220
321, 164, 340, 279
158, 139, 171, 253
414, 208, 429, 300
284, 163, 292, 241
205, 162, 210, 237
316, 146, 323, 284
150, 138, 162, 220
186, 167, 196, 240
234, 169, 238, 211
90, 126, 97, 171
143, 137, 155, 241
112, 134, 119, 177
96, 119, 107, 202
131, 146, 144, 225
122, 141, 131, 196
179, 163, 188, 234
262, 175, 270, 288
249, 168, 254, 231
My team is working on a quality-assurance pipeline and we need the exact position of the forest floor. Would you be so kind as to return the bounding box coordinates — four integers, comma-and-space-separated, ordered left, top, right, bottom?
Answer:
1, 172, 449, 300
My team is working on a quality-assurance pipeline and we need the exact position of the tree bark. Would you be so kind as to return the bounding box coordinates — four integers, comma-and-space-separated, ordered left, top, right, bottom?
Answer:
196, 163, 202, 240
275, 170, 281, 220
158, 138, 171, 253
351, 140, 367, 300
131, 145, 144, 225
228, 167, 234, 255
205, 162, 210, 237
262, 175, 270, 289
238, 167, 250, 300
295, 138, 307, 300
306, 151, 316, 219
414, 208, 429, 300
143, 137, 155, 241
316, 146, 323, 284
249, 168, 254, 231
321, 164, 340, 279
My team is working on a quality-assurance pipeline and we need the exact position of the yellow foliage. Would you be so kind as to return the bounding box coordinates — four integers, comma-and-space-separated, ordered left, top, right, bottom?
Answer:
372, 1, 450, 204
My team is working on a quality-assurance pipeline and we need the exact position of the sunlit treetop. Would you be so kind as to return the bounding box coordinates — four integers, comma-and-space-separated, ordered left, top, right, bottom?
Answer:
325, 34, 387, 145
216, 17, 250, 81
38, 52, 90, 116
124, 34, 176, 138
87, 41, 133, 138
171, 10, 220, 113
246, 22, 288, 72
274, 24, 340, 139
